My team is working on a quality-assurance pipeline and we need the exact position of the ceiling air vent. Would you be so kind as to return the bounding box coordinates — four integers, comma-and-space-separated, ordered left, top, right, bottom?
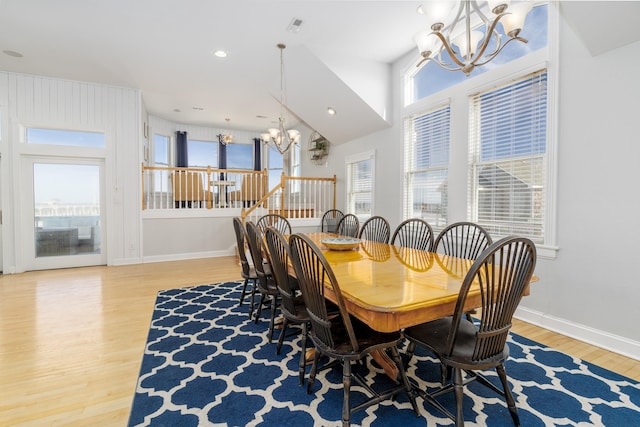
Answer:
286, 18, 303, 33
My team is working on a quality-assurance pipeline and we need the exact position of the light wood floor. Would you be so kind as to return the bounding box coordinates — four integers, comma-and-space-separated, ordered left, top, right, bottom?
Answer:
1, 257, 638, 426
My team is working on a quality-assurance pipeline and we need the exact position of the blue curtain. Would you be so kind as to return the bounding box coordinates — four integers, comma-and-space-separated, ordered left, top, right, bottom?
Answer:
176, 131, 188, 167
219, 142, 227, 180
253, 138, 261, 171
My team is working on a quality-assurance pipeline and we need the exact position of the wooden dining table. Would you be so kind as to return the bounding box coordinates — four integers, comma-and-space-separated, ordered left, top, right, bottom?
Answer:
303, 232, 537, 333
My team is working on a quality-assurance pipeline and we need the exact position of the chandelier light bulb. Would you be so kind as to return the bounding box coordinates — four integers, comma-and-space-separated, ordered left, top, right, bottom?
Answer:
453, 30, 484, 57
501, 1, 533, 37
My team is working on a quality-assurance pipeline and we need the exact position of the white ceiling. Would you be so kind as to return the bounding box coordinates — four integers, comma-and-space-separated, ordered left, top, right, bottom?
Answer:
1, 1, 639, 144
0, 0, 429, 143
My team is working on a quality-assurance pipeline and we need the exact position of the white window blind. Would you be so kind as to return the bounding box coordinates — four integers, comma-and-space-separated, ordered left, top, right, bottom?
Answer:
468, 69, 548, 243
346, 153, 374, 217
404, 105, 451, 231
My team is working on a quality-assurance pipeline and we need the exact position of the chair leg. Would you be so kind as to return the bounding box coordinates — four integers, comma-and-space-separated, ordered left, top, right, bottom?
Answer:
441, 364, 452, 385
307, 349, 320, 394
248, 283, 257, 320
254, 293, 266, 324
496, 364, 521, 427
276, 318, 289, 355
238, 278, 249, 306
342, 360, 352, 427
404, 341, 416, 369
453, 368, 465, 427
298, 323, 308, 386
267, 294, 278, 343
390, 346, 420, 417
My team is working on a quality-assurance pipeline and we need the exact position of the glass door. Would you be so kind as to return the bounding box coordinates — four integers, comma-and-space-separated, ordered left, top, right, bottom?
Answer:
23, 158, 106, 270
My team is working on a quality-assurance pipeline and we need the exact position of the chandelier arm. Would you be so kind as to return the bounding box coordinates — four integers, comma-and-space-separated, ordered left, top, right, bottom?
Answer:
469, 0, 491, 27
468, 12, 509, 67
427, 57, 472, 73
433, 31, 467, 69
474, 36, 528, 67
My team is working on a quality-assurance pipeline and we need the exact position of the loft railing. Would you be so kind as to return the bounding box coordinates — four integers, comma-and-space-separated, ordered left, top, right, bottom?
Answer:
140, 164, 336, 221
241, 174, 337, 224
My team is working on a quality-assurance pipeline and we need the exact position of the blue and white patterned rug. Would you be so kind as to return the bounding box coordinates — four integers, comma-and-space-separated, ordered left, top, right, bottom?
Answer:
128, 281, 640, 426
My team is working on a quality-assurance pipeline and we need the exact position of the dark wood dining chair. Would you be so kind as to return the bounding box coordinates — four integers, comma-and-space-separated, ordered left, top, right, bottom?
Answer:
232, 217, 258, 308
433, 221, 493, 322
256, 213, 291, 235
264, 226, 310, 385
321, 209, 344, 233
390, 218, 434, 251
245, 221, 280, 343
335, 213, 360, 238
432, 221, 492, 259
289, 233, 420, 426
358, 215, 390, 243
403, 236, 537, 427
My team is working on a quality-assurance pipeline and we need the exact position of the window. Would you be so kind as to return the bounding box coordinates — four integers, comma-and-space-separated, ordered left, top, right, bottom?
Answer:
346, 151, 375, 218
267, 145, 284, 190
187, 139, 218, 168
290, 144, 301, 192
153, 134, 169, 166
26, 128, 105, 148
226, 144, 253, 170
404, 105, 451, 230
151, 134, 170, 193
290, 143, 300, 177
468, 70, 548, 243
409, 4, 548, 102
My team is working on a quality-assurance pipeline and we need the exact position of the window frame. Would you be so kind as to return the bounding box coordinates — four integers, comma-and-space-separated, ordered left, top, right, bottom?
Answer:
403, 103, 452, 233
467, 69, 549, 245
400, 1, 558, 259
345, 150, 375, 220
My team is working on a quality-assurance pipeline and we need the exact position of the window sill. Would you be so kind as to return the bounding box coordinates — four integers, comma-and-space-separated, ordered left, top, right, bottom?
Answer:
536, 244, 559, 260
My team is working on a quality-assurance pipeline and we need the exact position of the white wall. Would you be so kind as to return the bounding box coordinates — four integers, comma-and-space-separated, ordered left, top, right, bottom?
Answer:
328, 10, 640, 359
312, 47, 391, 121
0, 72, 142, 271
521, 17, 640, 354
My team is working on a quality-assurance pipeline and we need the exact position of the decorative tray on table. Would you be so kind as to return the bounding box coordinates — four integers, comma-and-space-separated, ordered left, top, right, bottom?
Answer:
321, 237, 362, 251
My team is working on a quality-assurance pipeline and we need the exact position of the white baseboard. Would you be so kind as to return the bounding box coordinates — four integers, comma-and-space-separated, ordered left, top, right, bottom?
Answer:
515, 306, 640, 361
111, 256, 143, 266
142, 249, 234, 264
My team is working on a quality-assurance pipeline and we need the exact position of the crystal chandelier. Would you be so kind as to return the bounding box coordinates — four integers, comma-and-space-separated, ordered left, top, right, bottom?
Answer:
217, 118, 234, 145
261, 43, 300, 154
414, 0, 533, 75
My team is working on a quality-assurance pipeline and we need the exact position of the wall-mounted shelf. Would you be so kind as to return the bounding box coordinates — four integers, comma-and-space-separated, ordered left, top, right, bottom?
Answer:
308, 131, 330, 165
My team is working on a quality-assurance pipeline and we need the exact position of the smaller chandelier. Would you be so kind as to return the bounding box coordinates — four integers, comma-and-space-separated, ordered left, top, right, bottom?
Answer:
262, 43, 300, 154
414, 0, 533, 75
217, 118, 234, 145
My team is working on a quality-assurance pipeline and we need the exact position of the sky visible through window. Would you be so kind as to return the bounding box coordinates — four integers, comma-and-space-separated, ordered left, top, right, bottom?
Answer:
34, 163, 100, 205
154, 134, 169, 165
188, 139, 218, 168
226, 144, 253, 169
413, 4, 548, 100
26, 128, 105, 148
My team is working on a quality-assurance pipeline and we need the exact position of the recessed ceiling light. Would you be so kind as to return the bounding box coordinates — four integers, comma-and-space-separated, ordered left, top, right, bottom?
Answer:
192, 107, 204, 110
327, 107, 336, 116
173, 108, 181, 113
256, 115, 268, 119
213, 50, 227, 58
3, 50, 23, 58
